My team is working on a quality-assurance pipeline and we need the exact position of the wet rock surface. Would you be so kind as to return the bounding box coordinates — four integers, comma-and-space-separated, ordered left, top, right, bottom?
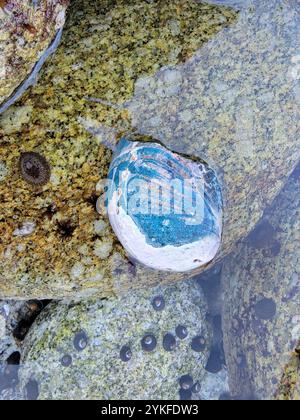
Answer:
198, 369, 229, 400
0, 0, 69, 109
18, 280, 211, 400
0, 299, 48, 399
0, 301, 22, 365
222, 164, 300, 400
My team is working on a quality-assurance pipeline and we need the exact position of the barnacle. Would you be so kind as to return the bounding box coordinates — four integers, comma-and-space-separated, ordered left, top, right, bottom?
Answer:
19, 152, 51, 186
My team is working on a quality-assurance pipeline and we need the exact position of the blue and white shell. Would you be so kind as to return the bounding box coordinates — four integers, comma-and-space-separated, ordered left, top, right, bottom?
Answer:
107, 138, 223, 272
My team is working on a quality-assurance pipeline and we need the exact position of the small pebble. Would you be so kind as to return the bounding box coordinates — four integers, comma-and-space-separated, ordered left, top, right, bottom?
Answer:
151, 295, 165, 312
61, 355, 72, 367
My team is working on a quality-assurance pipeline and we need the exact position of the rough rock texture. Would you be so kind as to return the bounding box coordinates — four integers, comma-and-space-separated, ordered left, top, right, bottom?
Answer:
0, 301, 21, 363
202, 0, 249, 9
198, 369, 229, 400
18, 280, 211, 400
222, 165, 300, 400
275, 344, 300, 401
0, 299, 47, 400
0, 0, 69, 109
0, 0, 299, 300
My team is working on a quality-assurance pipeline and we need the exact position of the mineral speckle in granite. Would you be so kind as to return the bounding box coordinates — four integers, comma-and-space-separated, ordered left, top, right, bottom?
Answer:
221, 164, 300, 400
18, 280, 211, 400
198, 369, 230, 401
0, 0, 69, 107
1, 0, 300, 300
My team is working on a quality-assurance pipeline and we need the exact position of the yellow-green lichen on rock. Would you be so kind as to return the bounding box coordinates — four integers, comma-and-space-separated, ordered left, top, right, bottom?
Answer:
1, 0, 300, 300
0, 0, 69, 107
275, 344, 300, 401
18, 280, 211, 400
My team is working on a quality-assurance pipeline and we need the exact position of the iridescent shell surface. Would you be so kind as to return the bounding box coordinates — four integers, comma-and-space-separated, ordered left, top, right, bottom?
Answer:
107, 138, 223, 272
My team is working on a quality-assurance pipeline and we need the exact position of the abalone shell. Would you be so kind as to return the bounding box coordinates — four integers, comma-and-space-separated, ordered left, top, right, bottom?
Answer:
107, 138, 223, 272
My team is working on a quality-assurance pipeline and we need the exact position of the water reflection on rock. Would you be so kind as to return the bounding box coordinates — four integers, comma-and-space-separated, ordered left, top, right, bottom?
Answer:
222, 164, 300, 400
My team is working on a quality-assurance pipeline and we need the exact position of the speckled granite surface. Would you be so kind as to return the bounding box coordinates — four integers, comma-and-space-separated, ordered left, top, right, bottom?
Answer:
0, 0, 300, 300
275, 344, 300, 401
0, 299, 48, 400
18, 280, 211, 400
0, 301, 21, 362
221, 164, 300, 400
0, 0, 68, 107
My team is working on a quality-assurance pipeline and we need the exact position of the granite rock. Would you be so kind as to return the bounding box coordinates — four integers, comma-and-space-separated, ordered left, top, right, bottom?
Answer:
275, 345, 300, 401
275, 344, 300, 401
222, 165, 300, 400
0, 0, 69, 110
198, 369, 229, 401
0, 0, 238, 299
0, 0, 300, 299
0, 299, 47, 399
18, 280, 211, 400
